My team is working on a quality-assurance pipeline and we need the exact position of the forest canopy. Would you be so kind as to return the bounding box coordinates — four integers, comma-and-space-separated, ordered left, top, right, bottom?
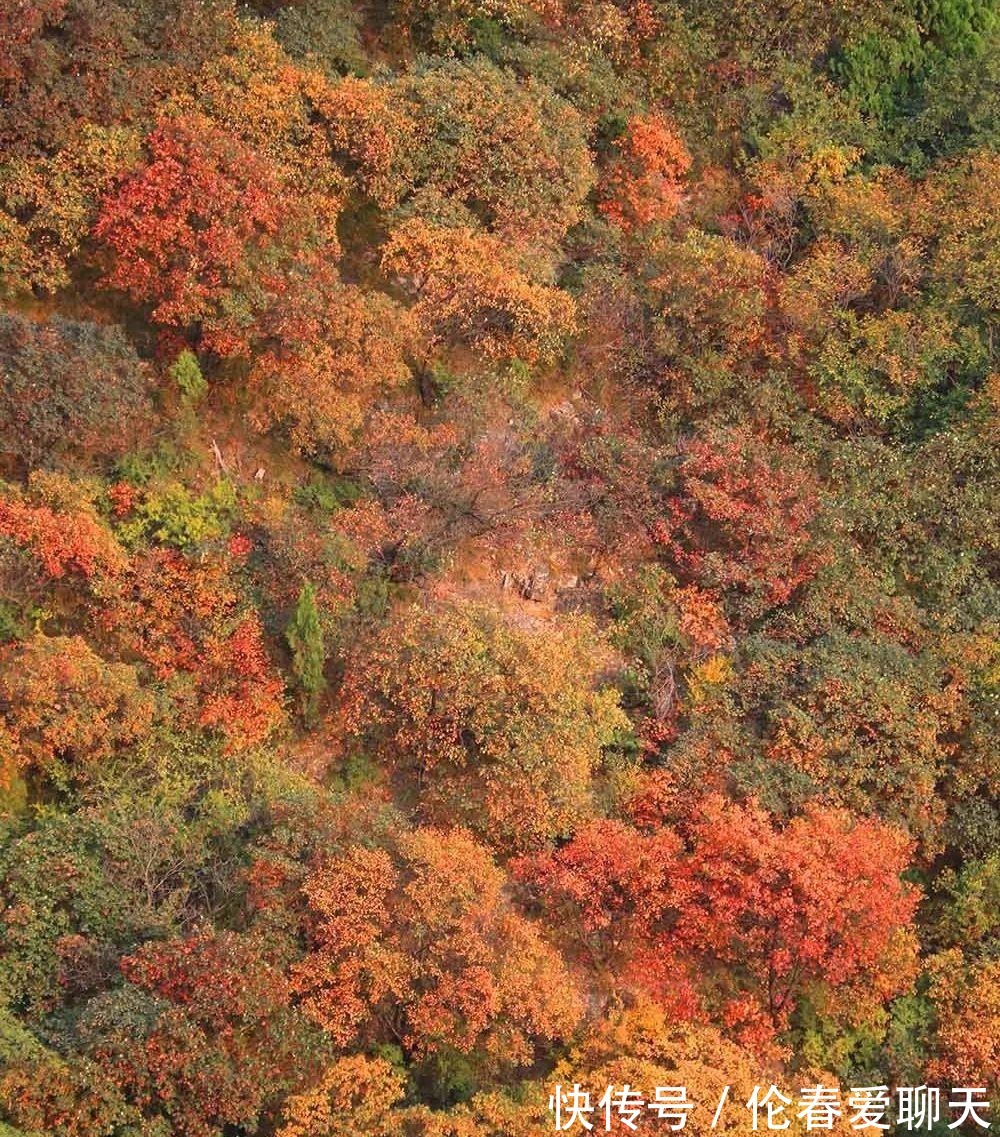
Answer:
0, 0, 997, 1133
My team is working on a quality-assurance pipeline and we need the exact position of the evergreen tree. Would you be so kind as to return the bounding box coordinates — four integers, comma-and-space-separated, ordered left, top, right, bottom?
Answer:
286, 581, 326, 725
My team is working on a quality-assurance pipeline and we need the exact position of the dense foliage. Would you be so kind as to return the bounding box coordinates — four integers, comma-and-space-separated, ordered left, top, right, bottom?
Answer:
0, 0, 997, 1132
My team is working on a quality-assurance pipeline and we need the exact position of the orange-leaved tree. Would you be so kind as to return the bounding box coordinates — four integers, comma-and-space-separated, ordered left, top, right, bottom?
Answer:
599, 112, 691, 232
382, 218, 576, 364
292, 826, 583, 1065
0, 633, 153, 788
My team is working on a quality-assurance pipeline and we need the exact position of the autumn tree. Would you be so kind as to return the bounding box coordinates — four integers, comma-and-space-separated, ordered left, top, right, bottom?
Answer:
339, 601, 628, 850
522, 797, 919, 1048
277, 1053, 556, 1137
0, 634, 154, 789
734, 613, 967, 848
0, 313, 153, 470
604, 564, 732, 740
292, 826, 583, 1066
93, 113, 315, 357
0, 0, 138, 159
654, 426, 824, 619
88, 931, 319, 1137
277, 1054, 406, 1137
173, 23, 347, 244
752, 148, 988, 430
552, 1000, 764, 1137
273, 0, 367, 78
671, 797, 919, 1044
382, 219, 576, 365
97, 549, 286, 751
247, 265, 413, 455
0, 124, 140, 296
0, 474, 127, 628
925, 949, 1000, 1095
647, 231, 774, 420
0, 1055, 136, 1137
391, 0, 559, 53
389, 56, 594, 251
310, 74, 418, 210
915, 148, 999, 338
513, 818, 681, 976
598, 112, 691, 232
0, 810, 148, 1018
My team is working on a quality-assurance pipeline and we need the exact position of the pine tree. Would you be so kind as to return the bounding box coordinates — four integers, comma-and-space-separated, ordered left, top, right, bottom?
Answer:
286, 581, 326, 725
